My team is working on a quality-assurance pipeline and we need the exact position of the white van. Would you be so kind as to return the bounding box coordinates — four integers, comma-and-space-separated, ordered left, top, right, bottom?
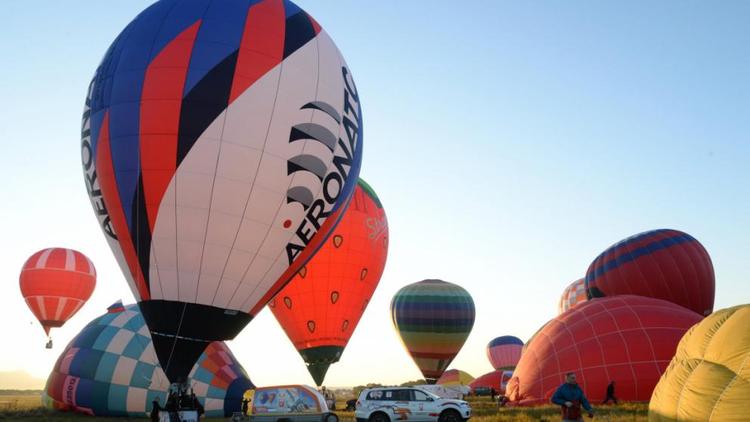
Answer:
244, 385, 338, 422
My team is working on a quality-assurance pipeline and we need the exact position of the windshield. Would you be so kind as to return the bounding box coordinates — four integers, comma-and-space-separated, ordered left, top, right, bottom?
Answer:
419, 389, 441, 400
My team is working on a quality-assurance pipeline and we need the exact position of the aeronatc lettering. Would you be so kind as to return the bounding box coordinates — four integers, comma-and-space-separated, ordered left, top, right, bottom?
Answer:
285, 66, 361, 264
80, 79, 117, 239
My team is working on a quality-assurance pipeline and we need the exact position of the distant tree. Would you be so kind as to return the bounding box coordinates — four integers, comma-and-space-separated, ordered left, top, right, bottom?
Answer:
400, 379, 427, 387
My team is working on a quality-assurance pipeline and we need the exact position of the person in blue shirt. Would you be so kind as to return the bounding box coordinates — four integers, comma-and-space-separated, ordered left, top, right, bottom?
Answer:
551, 372, 594, 421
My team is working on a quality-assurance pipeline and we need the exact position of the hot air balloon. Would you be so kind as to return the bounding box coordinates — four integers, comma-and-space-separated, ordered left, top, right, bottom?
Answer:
43, 303, 253, 417
81, 0, 363, 382
469, 370, 513, 394
585, 229, 715, 315
19, 248, 96, 346
649, 304, 750, 422
436, 369, 474, 386
390, 280, 475, 383
269, 179, 387, 386
486, 336, 523, 371
506, 295, 702, 405
558, 278, 586, 314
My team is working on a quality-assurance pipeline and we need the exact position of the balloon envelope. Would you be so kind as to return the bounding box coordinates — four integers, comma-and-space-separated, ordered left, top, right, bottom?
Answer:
469, 370, 513, 394
486, 336, 523, 371
390, 279, 475, 383
19, 248, 96, 336
43, 304, 253, 417
270, 179, 388, 386
507, 295, 702, 405
585, 229, 714, 316
82, 0, 363, 381
649, 304, 750, 422
558, 278, 586, 314
436, 369, 474, 386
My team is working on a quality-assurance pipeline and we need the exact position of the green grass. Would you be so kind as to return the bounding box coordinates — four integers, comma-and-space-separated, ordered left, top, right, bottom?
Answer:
0, 393, 649, 421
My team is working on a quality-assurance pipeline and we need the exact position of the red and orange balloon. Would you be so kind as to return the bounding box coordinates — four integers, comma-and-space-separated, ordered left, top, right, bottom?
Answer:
270, 179, 388, 385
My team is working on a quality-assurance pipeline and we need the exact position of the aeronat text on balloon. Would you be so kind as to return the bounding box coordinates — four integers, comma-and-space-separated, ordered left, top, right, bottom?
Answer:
81, 81, 115, 240
284, 66, 362, 265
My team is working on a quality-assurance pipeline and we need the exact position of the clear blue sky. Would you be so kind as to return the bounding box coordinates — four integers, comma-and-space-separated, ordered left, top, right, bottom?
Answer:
1, 1, 748, 388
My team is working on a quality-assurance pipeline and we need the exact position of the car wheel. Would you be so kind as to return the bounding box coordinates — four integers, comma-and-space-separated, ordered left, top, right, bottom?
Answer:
438, 409, 462, 422
369, 411, 390, 422
326, 413, 339, 422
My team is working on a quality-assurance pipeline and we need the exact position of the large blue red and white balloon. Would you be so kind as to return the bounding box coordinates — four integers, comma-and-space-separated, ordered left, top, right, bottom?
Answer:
81, 0, 363, 381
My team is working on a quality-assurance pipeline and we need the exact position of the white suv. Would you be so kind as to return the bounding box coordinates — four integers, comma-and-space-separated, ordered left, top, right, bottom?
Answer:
355, 387, 471, 422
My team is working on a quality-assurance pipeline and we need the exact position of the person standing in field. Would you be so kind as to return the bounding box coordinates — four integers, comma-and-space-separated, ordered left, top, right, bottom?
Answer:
242, 397, 250, 416
150, 397, 161, 422
602, 381, 618, 404
551, 372, 594, 421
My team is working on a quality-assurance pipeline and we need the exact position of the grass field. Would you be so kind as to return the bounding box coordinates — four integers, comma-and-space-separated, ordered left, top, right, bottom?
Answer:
0, 393, 649, 421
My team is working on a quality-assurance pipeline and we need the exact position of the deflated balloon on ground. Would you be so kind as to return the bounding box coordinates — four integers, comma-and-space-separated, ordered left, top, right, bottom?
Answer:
506, 295, 702, 405
649, 304, 750, 422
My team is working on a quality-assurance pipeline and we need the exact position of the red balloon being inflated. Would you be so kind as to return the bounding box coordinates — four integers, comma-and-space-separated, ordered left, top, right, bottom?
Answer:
19, 248, 96, 336
470, 370, 513, 394
506, 295, 702, 405
585, 229, 715, 316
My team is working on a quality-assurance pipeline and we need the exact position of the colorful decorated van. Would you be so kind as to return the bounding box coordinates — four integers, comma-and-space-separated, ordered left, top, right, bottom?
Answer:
245, 385, 338, 422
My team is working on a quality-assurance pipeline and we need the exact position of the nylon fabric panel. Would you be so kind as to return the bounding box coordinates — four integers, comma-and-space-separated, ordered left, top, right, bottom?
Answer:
649, 305, 750, 421
229, 0, 285, 103
140, 21, 201, 232
95, 114, 149, 299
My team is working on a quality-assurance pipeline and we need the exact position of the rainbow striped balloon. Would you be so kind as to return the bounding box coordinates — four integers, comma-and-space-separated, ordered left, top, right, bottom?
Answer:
390, 279, 475, 383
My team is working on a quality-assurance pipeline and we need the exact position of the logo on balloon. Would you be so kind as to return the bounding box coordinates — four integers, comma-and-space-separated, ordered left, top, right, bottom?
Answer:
80, 80, 115, 240
284, 67, 362, 265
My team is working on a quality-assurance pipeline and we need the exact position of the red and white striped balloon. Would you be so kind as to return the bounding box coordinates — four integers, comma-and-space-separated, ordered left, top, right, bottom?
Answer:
19, 248, 96, 336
